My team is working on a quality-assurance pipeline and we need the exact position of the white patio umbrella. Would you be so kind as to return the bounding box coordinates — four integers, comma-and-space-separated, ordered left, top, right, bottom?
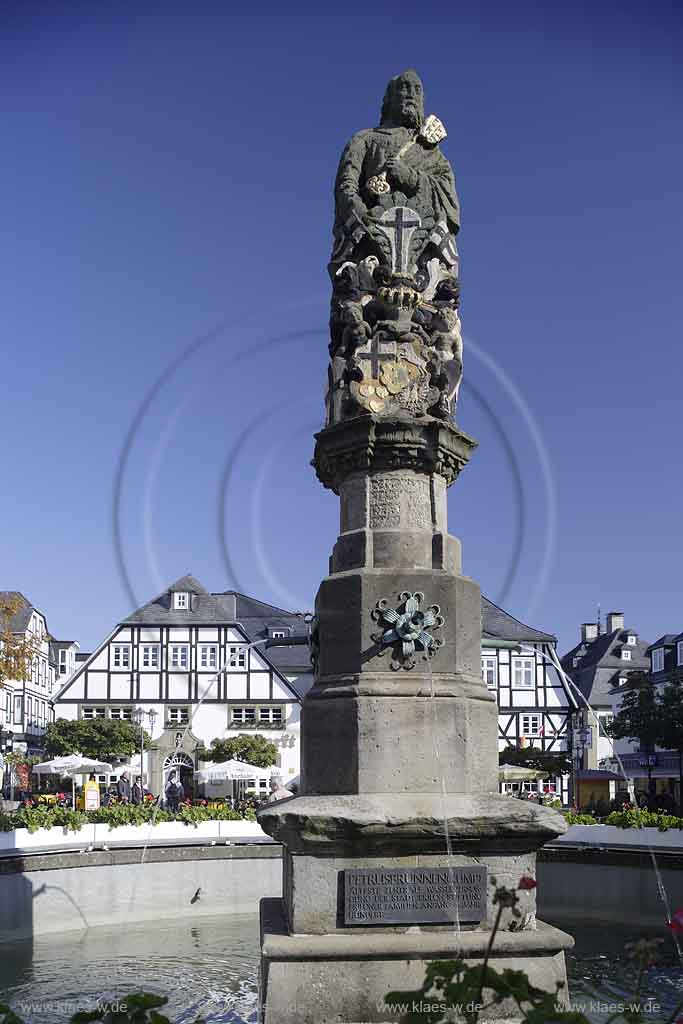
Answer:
195, 759, 273, 801
195, 759, 272, 783
33, 754, 113, 805
498, 766, 548, 782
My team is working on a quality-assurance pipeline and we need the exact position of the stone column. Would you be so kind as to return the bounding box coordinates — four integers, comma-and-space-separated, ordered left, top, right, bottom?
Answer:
258, 414, 572, 1024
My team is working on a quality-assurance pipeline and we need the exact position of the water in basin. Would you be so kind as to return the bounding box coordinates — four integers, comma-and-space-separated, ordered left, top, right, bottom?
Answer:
0, 914, 680, 1022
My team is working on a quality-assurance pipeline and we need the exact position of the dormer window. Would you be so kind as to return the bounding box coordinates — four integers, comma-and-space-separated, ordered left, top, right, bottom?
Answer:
268, 626, 290, 639
652, 648, 665, 673
173, 592, 189, 610
620, 648, 631, 661
626, 634, 637, 645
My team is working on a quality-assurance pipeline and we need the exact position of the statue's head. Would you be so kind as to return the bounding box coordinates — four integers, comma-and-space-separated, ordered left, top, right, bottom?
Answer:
380, 70, 424, 129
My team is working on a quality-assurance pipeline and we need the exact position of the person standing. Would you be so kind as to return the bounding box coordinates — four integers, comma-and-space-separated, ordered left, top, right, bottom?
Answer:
132, 776, 144, 805
84, 773, 101, 811
165, 770, 184, 811
117, 771, 131, 804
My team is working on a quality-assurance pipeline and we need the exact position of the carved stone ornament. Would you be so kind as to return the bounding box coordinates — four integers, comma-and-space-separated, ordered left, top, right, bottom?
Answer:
371, 591, 445, 671
325, 71, 465, 429
313, 415, 477, 494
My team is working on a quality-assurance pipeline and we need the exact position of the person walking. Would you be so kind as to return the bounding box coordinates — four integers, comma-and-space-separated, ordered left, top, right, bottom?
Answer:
164, 770, 184, 812
117, 771, 131, 804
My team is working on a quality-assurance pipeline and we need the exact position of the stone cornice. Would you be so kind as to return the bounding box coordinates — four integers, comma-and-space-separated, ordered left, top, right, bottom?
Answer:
312, 415, 477, 494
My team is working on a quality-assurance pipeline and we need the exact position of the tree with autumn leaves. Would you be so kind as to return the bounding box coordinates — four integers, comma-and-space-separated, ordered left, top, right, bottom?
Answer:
0, 593, 42, 689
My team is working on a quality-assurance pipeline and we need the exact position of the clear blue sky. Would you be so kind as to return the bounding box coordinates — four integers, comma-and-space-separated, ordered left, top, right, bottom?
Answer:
1, 0, 680, 655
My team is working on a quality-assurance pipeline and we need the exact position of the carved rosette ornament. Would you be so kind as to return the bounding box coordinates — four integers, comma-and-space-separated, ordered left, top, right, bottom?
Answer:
371, 591, 445, 670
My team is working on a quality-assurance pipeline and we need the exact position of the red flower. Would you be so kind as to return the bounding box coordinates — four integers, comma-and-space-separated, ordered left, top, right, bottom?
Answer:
668, 909, 683, 933
518, 876, 537, 891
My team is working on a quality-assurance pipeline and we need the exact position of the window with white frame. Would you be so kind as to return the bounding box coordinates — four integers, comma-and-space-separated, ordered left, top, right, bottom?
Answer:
271, 630, 287, 639
167, 706, 189, 724
13, 694, 22, 724
259, 706, 284, 724
620, 648, 631, 661
59, 649, 68, 674
199, 645, 218, 670
173, 592, 189, 610
627, 634, 637, 645
26, 697, 32, 725
678, 641, 683, 666
170, 645, 189, 670
141, 645, 160, 670
82, 706, 106, 720
232, 706, 256, 724
512, 657, 535, 688
481, 655, 497, 690
112, 644, 131, 669
618, 676, 628, 687
110, 707, 133, 721
228, 646, 247, 669
520, 713, 542, 737
652, 648, 665, 672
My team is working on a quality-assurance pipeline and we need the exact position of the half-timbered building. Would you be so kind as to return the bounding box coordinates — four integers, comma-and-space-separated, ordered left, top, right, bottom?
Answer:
481, 598, 577, 803
0, 591, 63, 756
52, 576, 311, 797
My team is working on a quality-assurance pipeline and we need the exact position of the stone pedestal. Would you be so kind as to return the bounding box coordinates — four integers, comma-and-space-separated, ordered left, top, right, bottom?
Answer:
258, 416, 572, 1023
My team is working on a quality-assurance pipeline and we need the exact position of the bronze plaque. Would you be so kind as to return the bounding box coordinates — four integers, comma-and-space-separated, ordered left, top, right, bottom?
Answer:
344, 865, 487, 926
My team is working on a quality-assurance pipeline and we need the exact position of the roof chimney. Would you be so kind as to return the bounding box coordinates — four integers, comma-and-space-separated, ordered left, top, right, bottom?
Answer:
607, 612, 624, 634
581, 623, 598, 643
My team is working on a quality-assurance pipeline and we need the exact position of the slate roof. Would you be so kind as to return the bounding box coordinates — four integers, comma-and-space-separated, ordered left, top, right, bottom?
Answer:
0, 591, 34, 633
647, 634, 679, 651
122, 575, 236, 625
224, 591, 312, 676
560, 625, 651, 705
481, 597, 555, 644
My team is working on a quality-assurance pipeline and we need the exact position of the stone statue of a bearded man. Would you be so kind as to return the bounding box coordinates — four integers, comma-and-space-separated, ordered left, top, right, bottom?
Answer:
326, 71, 463, 426
330, 69, 460, 287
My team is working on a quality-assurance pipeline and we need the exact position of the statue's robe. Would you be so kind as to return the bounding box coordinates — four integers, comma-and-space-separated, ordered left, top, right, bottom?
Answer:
334, 125, 460, 246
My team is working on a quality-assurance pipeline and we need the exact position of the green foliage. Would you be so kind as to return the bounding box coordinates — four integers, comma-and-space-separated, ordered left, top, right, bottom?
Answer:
606, 808, 683, 830
562, 811, 598, 824
44, 718, 150, 760
498, 745, 571, 778
607, 672, 661, 751
196, 733, 278, 768
0, 802, 249, 833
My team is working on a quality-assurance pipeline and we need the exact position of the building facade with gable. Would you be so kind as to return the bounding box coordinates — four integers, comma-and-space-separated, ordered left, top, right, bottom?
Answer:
52, 576, 311, 797
561, 611, 650, 774
481, 598, 577, 803
0, 591, 73, 758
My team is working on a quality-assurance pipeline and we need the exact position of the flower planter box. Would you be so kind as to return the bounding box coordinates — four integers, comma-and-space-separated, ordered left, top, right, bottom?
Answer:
0, 825, 97, 856
220, 819, 269, 841
554, 823, 683, 850
0, 818, 270, 855
93, 821, 222, 846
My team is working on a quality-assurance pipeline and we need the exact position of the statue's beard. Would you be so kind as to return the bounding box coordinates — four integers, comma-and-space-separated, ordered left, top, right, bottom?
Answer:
398, 103, 422, 129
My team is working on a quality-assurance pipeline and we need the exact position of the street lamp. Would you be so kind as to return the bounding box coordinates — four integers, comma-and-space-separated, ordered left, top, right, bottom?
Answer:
133, 708, 158, 793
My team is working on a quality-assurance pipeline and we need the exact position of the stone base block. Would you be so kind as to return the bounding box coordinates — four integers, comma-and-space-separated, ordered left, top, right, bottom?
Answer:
282, 847, 537, 935
260, 897, 573, 1024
